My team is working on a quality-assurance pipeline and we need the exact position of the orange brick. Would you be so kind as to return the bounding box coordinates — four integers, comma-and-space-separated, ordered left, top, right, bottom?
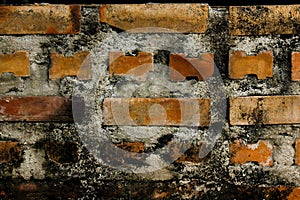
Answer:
0, 96, 72, 122
295, 140, 300, 165
0, 141, 22, 163
230, 140, 273, 166
0, 51, 30, 77
230, 95, 300, 125
100, 4, 208, 33
0, 5, 80, 34
103, 98, 210, 126
229, 51, 273, 79
116, 142, 145, 153
170, 54, 214, 81
49, 51, 91, 80
229, 5, 300, 35
110, 52, 153, 81
292, 52, 300, 81
288, 188, 300, 200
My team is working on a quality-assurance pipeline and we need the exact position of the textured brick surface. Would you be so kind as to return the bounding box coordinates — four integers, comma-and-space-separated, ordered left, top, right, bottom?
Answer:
229, 51, 273, 79
170, 54, 214, 81
0, 141, 22, 164
49, 51, 91, 80
295, 140, 300, 166
0, 96, 72, 122
0, 5, 81, 34
103, 98, 210, 126
229, 5, 300, 35
100, 4, 208, 33
230, 140, 273, 166
288, 188, 300, 200
44, 141, 78, 164
230, 96, 300, 125
110, 52, 153, 81
0, 51, 30, 77
292, 52, 300, 81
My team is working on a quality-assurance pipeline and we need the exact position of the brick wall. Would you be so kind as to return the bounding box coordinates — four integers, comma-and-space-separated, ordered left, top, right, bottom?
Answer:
0, 4, 300, 199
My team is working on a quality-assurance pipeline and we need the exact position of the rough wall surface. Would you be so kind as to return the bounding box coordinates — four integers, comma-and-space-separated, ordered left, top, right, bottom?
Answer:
0, 4, 300, 199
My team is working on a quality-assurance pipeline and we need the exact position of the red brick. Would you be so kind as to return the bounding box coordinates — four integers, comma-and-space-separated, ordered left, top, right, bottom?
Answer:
0, 141, 22, 163
295, 140, 300, 165
230, 140, 273, 166
170, 54, 214, 81
103, 98, 210, 126
229, 5, 300, 35
230, 95, 300, 125
100, 4, 208, 33
0, 51, 30, 77
288, 188, 300, 200
0, 96, 72, 122
229, 51, 273, 79
49, 51, 91, 80
0, 5, 80, 34
110, 52, 153, 81
292, 52, 300, 81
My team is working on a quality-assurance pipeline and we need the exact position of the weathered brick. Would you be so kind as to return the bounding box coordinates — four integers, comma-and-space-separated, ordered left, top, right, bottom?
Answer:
49, 51, 91, 80
0, 96, 72, 122
230, 140, 273, 166
295, 140, 300, 166
103, 98, 210, 126
292, 52, 300, 81
0, 5, 80, 34
110, 52, 153, 81
116, 142, 145, 153
288, 188, 300, 200
170, 54, 214, 81
229, 51, 273, 79
229, 5, 300, 35
0, 141, 22, 163
230, 96, 300, 125
44, 141, 78, 164
100, 4, 208, 33
0, 51, 30, 77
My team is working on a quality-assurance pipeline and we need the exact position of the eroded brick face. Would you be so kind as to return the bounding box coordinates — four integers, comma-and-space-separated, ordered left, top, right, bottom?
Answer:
0, 96, 72, 122
0, 141, 22, 164
100, 4, 208, 33
292, 52, 300, 81
110, 52, 153, 81
170, 54, 214, 81
0, 5, 81, 34
295, 140, 300, 166
230, 140, 273, 166
49, 51, 91, 80
229, 51, 273, 79
103, 98, 210, 126
229, 5, 300, 35
0, 51, 30, 77
230, 96, 300, 125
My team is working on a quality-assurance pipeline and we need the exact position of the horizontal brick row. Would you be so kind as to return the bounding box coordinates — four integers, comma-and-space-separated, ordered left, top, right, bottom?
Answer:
0, 5, 80, 34
0, 95, 298, 126
230, 95, 300, 125
103, 98, 211, 126
2, 5, 300, 35
0, 96, 72, 122
100, 4, 208, 33
2, 50, 300, 81
229, 5, 300, 35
